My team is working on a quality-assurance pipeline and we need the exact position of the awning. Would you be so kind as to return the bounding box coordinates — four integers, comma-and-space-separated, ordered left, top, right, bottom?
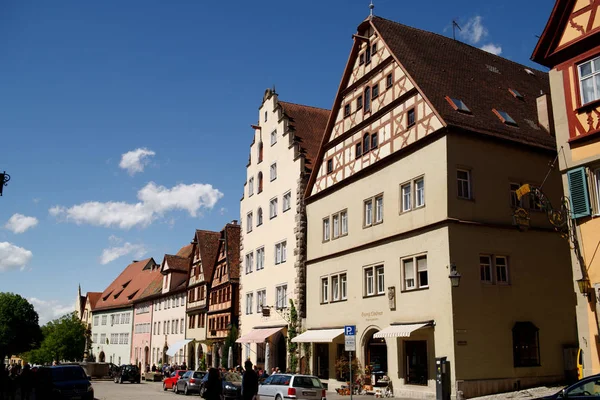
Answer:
236, 327, 284, 343
373, 322, 432, 338
166, 339, 192, 356
291, 328, 344, 343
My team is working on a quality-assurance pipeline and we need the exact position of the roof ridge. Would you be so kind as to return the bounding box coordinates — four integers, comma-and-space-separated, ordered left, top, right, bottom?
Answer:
372, 16, 548, 74
278, 100, 330, 112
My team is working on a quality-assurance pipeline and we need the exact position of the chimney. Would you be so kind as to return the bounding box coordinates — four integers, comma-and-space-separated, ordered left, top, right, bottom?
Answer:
536, 93, 555, 135
231, 220, 238, 225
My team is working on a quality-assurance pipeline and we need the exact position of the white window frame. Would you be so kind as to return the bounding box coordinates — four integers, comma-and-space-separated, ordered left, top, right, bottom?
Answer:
364, 267, 375, 296
340, 273, 347, 300
101, 315, 107, 325
246, 212, 253, 233
332, 275, 340, 301
332, 213, 340, 238
256, 247, 265, 270
480, 255, 493, 284
480, 254, 510, 285
376, 265, 385, 294
245, 252, 254, 274
402, 254, 428, 291
248, 177, 254, 196
257, 208, 263, 226
415, 178, 425, 208
457, 169, 472, 199
495, 256, 509, 284
375, 195, 384, 223
270, 163, 277, 181
93, 316, 99, 326
246, 293, 253, 315
323, 217, 330, 241
271, 129, 277, 146
283, 191, 292, 212
578, 55, 600, 105
364, 199, 373, 227
256, 289, 266, 313
321, 277, 329, 303
270, 198, 278, 219
341, 210, 348, 236
401, 182, 412, 212
275, 241, 287, 264
276, 284, 288, 309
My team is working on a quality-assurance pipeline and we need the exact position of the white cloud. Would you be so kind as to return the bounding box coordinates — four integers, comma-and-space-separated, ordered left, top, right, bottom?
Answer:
49, 181, 223, 229
480, 43, 502, 55
29, 298, 73, 325
5, 213, 39, 234
458, 15, 488, 44
0, 242, 33, 271
119, 148, 156, 176
100, 240, 147, 265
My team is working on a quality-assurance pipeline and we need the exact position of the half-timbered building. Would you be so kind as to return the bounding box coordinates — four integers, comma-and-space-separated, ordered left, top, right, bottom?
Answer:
297, 14, 577, 398
532, 0, 600, 377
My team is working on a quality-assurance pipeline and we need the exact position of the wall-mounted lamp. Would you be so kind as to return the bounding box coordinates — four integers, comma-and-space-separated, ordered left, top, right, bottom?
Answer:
449, 263, 461, 287
577, 277, 591, 298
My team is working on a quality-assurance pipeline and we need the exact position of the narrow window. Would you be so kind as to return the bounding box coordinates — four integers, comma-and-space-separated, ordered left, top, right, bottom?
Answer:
364, 199, 373, 226
415, 178, 425, 208
270, 163, 277, 181
341, 210, 348, 236
269, 198, 278, 219
264, 111, 268, 122
371, 132, 378, 149
480, 255, 492, 283
332, 275, 339, 301
403, 258, 415, 290
341, 274, 347, 299
248, 177, 254, 196
407, 108, 415, 127
321, 278, 329, 303
323, 218, 330, 241
363, 133, 370, 153
496, 256, 509, 284
578, 56, 600, 105
283, 191, 291, 212
258, 172, 263, 193
359, 53, 365, 65
257, 207, 263, 226
375, 195, 383, 223
364, 87, 371, 112
327, 159, 333, 174
401, 183, 412, 212
270, 130, 277, 145
344, 104, 351, 118
376, 265, 385, 294
371, 43, 377, 54
246, 212, 253, 233
417, 256, 428, 288
372, 83, 379, 99
256, 247, 265, 270
355, 143, 362, 159
457, 169, 471, 199
365, 45, 371, 64
258, 142, 263, 163
332, 213, 340, 238
365, 267, 374, 296
386, 74, 393, 89
357, 95, 363, 110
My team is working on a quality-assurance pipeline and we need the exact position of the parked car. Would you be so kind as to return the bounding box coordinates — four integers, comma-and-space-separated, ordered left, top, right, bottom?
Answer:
175, 370, 207, 395
35, 365, 94, 400
113, 364, 141, 384
536, 374, 600, 399
222, 371, 242, 400
163, 369, 187, 391
258, 374, 326, 400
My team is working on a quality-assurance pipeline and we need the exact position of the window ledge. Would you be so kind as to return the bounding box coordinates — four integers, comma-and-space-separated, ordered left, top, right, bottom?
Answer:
576, 97, 600, 113
330, 299, 348, 304
457, 196, 475, 202
401, 286, 429, 294
283, 208, 291, 213
363, 293, 386, 299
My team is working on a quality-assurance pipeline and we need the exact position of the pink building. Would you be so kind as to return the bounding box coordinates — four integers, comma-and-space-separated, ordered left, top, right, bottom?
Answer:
131, 274, 162, 368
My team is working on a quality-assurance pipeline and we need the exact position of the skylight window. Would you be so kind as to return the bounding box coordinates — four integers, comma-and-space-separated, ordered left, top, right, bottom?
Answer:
445, 96, 471, 113
524, 68, 535, 76
486, 64, 500, 74
509, 88, 524, 100
492, 109, 517, 126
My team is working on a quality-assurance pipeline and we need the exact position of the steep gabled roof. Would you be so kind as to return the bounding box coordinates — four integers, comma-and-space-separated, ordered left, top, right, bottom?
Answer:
371, 16, 554, 150
95, 258, 159, 311
87, 292, 102, 311
194, 229, 220, 280
138, 273, 163, 300
176, 244, 193, 258
162, 254, 190, 273
278, 101, 330, 172
224, 223, 241, 280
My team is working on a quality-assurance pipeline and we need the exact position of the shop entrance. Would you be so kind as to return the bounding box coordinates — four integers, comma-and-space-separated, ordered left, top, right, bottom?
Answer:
364, 330, 388, 376
315, 343, 329, 379
405, 340, 428, 385
276, 334, 287, 372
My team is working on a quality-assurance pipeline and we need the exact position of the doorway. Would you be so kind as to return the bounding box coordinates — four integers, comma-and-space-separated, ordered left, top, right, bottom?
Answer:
144, 347, 149, 369
365, 330, 388, 374
276, 334, 287, 372
405, 341, 428, 385
99, 352, 105, 362
315, 343, 329, 379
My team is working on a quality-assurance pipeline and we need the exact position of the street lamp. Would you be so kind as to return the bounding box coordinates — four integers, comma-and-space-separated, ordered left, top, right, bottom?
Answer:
449, 263, 461, 287
577, 277, 591, 298
0, 171, 10, 196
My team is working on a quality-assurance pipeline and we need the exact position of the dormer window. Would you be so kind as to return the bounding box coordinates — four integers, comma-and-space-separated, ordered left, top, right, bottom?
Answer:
365, 45, 371, 64
579, 55, 600, 105
492, 109, 517, 126
445, 97, 471, 113
509, 89, 524, 100
344, 104, 351, 118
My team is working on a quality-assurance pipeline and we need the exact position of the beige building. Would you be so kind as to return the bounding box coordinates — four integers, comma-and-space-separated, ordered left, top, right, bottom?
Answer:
532, 0, 600, 377
297, 15, 578, 398
237, 89, 329, 371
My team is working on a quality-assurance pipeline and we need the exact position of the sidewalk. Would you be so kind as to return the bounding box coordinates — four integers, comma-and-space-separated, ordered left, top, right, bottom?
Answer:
470, 386, 562, 400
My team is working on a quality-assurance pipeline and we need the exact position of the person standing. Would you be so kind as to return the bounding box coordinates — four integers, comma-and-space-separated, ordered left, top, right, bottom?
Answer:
242, 360, 258, 400
204, 368, 222, 400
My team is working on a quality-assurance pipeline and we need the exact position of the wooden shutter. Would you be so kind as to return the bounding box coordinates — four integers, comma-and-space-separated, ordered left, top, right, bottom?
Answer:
568, 167, 591, 218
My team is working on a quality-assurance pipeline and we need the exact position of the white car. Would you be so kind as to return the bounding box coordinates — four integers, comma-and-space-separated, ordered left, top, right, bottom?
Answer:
258, 374, 326, 400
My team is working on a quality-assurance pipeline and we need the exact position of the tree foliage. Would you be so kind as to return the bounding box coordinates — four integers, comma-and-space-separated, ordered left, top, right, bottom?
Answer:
222, 325, 238, 368
0, 292, 42, 363
26, 312, 86, 364
287, 299, 298, 373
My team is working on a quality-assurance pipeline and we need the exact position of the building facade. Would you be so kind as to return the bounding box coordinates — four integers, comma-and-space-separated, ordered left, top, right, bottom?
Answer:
92, 258, 159, 365
206, 222, 240, 368
76, 289, 101, 360
186, 229, 220, 370
150, 249, 192, 367
298, 15, 578, 399
532, 0, 600, 377
131, 299, 154, 368
237, 89, 329, 371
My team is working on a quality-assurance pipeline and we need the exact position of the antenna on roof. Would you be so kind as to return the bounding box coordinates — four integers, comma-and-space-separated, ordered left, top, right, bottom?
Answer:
369, 0, 374, 19
452, 20, 462, 41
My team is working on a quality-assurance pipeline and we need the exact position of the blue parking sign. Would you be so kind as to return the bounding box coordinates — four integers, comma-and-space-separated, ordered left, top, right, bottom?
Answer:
344, 325, 356, 336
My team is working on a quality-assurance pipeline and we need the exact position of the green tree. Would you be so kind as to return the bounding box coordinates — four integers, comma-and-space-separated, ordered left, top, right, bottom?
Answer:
222, 325, 238, 368
287, 299, 298, 373
41, 312, 87, 363
0, 293, 42, 363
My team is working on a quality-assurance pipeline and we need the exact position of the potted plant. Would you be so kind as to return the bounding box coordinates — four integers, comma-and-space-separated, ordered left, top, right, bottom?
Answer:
335, 356, 363, 382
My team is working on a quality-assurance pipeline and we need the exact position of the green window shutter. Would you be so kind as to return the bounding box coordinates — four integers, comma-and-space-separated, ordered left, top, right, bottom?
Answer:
568, 167, 591, 218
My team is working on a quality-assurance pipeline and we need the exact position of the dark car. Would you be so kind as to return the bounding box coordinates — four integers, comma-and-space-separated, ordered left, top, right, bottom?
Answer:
113, 364, 141, 384
222, 371, 242, 400
175, 370, 207, 395
537, 374, 600, 400
35, 365, 94, 400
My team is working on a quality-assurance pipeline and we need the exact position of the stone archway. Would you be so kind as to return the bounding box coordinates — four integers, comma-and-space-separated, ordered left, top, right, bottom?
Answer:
99, 351, 105, 363
361, 327, 388, 376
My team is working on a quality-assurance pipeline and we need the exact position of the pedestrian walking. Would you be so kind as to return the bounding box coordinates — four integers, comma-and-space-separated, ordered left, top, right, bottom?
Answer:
242, 360, 258, 400
203, 368, 222, 400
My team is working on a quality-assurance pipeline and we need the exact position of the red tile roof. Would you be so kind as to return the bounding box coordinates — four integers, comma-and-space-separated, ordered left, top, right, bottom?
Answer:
138, 273, 163, 300
95, 258, 159, 311
371, 16, 555, 150
87, 292, 102, 311
194, 230, 221, 281
176, 244, 193, 258
163, 254, 190, 273
224, 223, 241, 280
278, 101, 330, 172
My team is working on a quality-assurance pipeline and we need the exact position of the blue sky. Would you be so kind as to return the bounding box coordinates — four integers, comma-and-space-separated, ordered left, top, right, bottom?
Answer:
0, 0, 554, 323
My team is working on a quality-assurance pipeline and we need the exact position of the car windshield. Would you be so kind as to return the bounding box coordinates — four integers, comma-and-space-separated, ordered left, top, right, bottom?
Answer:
193, 372, 205, 379
224, 372, 242, 383
293, 376, 322, 389
51, 367, 87, 382
178, 371, 185, 376
566, 379, 600, 396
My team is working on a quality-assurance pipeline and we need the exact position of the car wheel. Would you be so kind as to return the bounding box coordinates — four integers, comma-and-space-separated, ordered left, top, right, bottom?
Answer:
163, 382, 167, 391
174, 383, 179, 394
184, 385, 189, 396
119, 376, 123, 384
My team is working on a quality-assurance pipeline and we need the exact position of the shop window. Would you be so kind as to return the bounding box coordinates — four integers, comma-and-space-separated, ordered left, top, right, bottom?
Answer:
405, 341, 428, 385
513, 322, 540, 367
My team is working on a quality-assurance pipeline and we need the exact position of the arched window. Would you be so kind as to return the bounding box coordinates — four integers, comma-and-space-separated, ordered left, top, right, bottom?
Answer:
257, 208, 263, 226
258, 172, 263, 193
258, 142, 264, 163
363, 133, 370, 153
